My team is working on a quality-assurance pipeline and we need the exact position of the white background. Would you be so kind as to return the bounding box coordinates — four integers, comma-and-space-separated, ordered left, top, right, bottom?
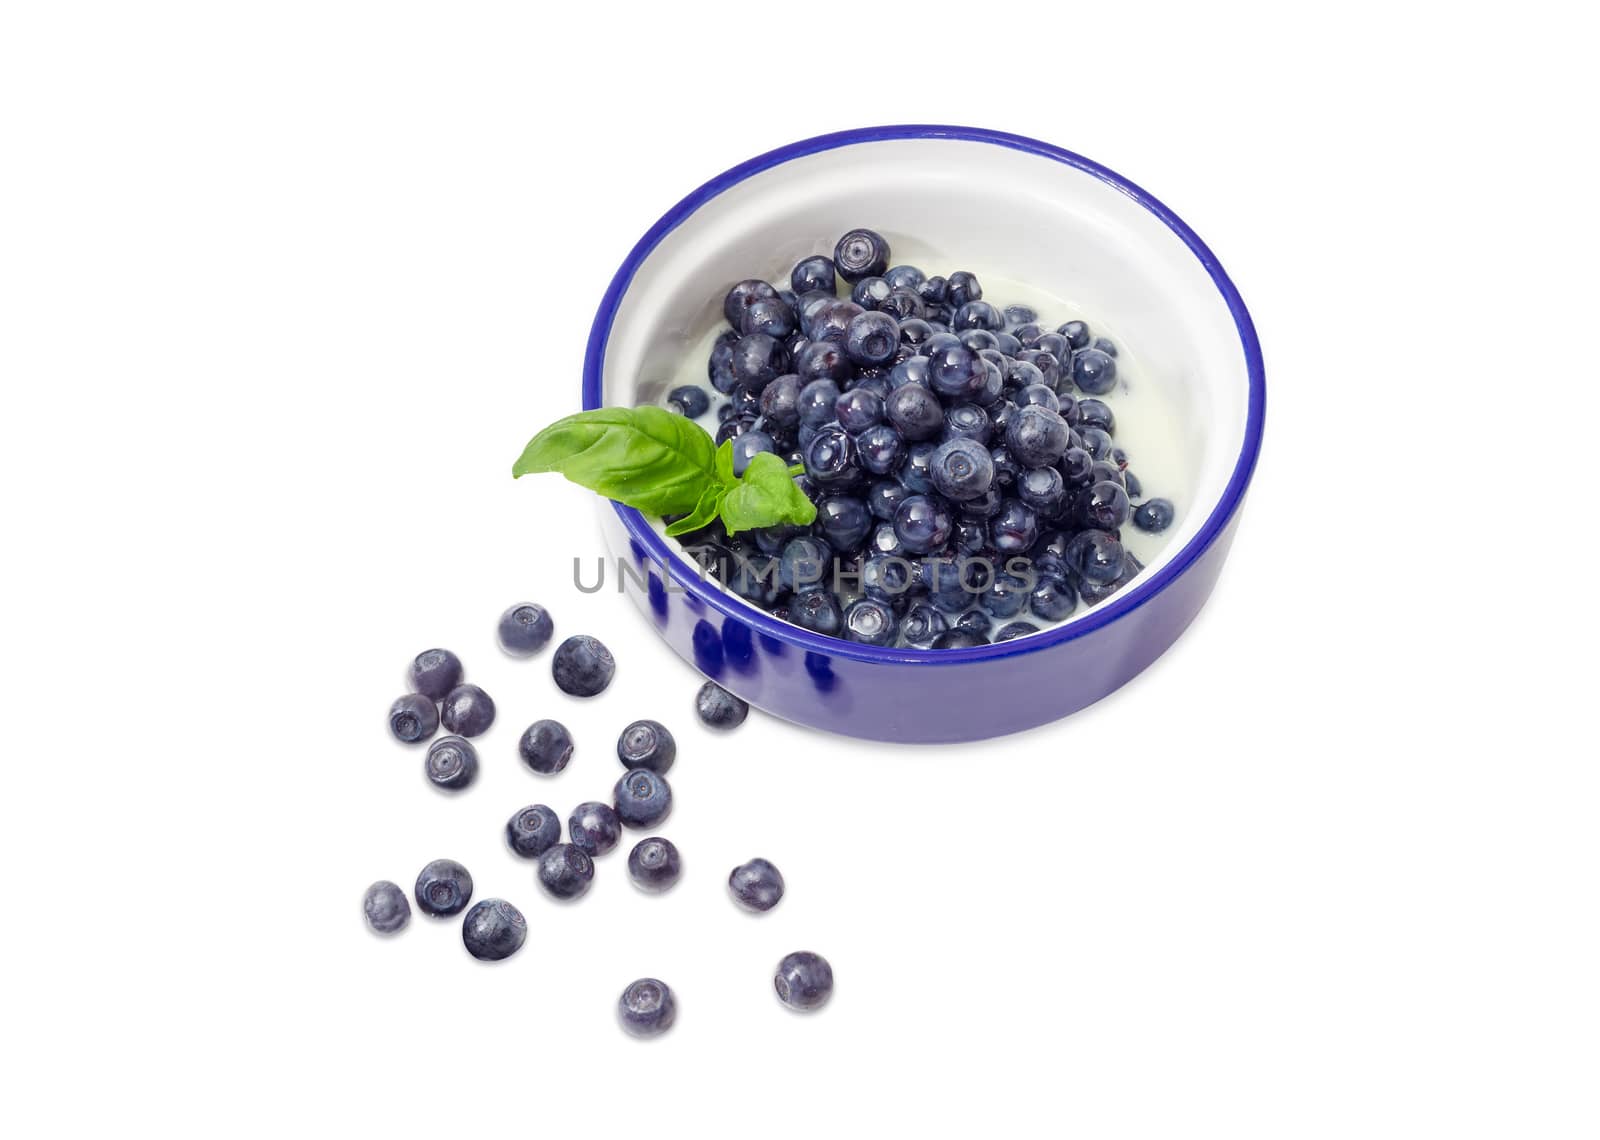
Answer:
2, 2, 1597, 1136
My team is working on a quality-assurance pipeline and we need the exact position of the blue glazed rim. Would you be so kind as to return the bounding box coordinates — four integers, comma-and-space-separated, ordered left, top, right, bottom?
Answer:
582, 124, 1266, 666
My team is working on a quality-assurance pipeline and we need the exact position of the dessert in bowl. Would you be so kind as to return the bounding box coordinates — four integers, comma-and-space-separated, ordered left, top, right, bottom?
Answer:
583, 125, 1264, 742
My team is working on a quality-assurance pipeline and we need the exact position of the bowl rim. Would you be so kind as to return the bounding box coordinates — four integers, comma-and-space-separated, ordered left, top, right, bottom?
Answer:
582, 124, 1265, 666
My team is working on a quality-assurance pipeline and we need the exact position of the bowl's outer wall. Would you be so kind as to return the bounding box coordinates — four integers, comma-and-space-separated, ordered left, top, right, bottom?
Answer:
599, 501, 1244, 743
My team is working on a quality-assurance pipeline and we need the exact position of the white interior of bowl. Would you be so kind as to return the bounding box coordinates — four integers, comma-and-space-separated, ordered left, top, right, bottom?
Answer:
600, 137, 1250, 619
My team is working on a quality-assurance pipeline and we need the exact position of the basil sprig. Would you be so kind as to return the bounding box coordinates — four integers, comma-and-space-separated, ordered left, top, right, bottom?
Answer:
512, 406, 815, 537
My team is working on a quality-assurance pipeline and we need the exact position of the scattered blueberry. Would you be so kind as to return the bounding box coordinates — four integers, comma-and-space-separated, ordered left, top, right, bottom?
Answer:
774, 951, 834, 1011
627, 837, 682, 893
569, 801, 622, 857
614, 769, 673, 829
506, 804, 561, 858
414, 858, 473, 918
729, 858, 784, 912
363, 880, 410, 934
696, 680, 748, 728
833, 228, 890, 282
440, 683, 495, 737
408, 648, 463, 701
424, 735, 478, 791
518, 718, 574, 775
618, 978, 677, 1038
497, 602, 554, 657
388, 693, 438, 744
461, 899, 527, 962
617, 720, 675, 773
552, 635, 615, 697
537, 843, 594, 901
668, 384, 710, 418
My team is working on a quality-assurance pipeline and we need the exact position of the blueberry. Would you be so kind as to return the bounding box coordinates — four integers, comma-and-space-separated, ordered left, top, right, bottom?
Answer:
854, 424, 907, 477
1124, 470, 1144, 500
978, 571, 1031, 619
537, 843, 594, 900
778, 535, 832, 592
901, 602, 948, 647
885, 382, 944, 441
1071, 347, 1118, 395
1002, 304, 1037, 327
1078, 480, 1131, 530
946, 271, 982, 306
809, 299, 865, 344
1005, 405, 1070, 467
728, 857, 784, 912
408, 648, 463, 701
1016, 349, 1062, 390
959, 484, 1003, 520
952, 518, 987, 555
741, 297, 796, 341
850, 275, 892, 310
790, 255, 836, 296
506, 804, 561, 858
941, 403, 992, 446
1060, 446, 1095, 486
731, 430, 776, 477
1078, 425, 1114, 460
794, 339, 852, 386
773, 950, 834, 1011
730, 333, 789, 392
552, 635, 615, 697
414, 858, 473, 917
791, 588, 844, 636
1067, 529, 1126, 585
425, 735, 478, 791
797, 378, 842, 428
617, 719, 675, 773
668, 383, 711, 418
519, 718, 574, 775
758, 373, 802, 430
953, 611, 992, 637
1013, 323, 1044, 348
896, 319, 935, 352
954, 300, 1003, 331
927, 344, 986, 402
363, 880, 410, 934
879, 287, 925, 321
1134, 498, 1175, 532
834, 387, 884, 432
883, 264, 925, 291
388, 693, 438, 744
918, 274, 948, 304
461, 899, 527, 962
933, 628, 989, 648
1092, 336, 1119, 357
802, 425, 857, 487
618, 978, 677, 1038
1017, 466, 1066, 516
1029, 572, 1078, 621
928, 437, 996, 501
498, 602, 554, 656
728, 553, 786, 607
627, 837, 682, 893
994, 621, 1039, 642
614, 769, 673, 829
1016, 384, 1059, 414
708, 340, 738, 393
1058, 320, 1092, 350
843, 597, 898, 645
1035, 332, 1072, 362
959, 327, 999, 352
867, 478, 910, 521
817, 495, 873, 550
990, 497, 1040, 555
569, 801, 622, 857
1090, 459, 1125, 488
713, 419, 745, 446
833, 228, 890, 282
845, 311, 900, 367
696, 680, 748, 728
440, 683, 495, 737
869, 521, 908, 558
724, 279, 778, 328
893, 494, 953, 554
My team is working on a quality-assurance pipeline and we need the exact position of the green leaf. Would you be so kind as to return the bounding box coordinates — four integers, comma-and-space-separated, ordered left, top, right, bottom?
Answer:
719, 452, 817, 535
511, 406, 716, 517
663, 482, 726, 537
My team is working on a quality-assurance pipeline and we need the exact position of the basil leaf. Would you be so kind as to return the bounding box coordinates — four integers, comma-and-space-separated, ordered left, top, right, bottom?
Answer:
718, 451, 817, 535
663, 482, 726, 537
511, 406, 716, 517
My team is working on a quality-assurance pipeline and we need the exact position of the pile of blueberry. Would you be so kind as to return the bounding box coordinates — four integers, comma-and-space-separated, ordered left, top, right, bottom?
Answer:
664, 228, 1177, 649
370, 603, 831, 1035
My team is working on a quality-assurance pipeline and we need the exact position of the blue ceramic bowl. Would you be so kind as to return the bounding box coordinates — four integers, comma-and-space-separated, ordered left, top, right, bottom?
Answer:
584, 125, 1264, 743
